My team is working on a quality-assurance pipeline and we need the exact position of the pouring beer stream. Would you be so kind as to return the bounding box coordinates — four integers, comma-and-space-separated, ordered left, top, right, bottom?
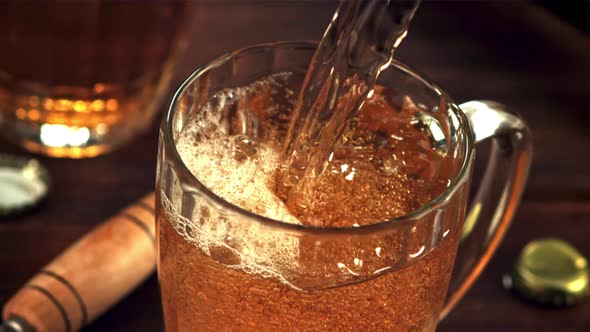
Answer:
1, 0, 423, 330
0, 1, 532, 331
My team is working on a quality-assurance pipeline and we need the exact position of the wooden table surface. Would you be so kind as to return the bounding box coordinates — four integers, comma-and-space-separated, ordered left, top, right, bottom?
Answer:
1, 1, 589, 331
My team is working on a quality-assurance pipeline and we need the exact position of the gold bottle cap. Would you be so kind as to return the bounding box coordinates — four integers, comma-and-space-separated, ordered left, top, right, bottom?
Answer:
503, 238, 589, 307
0, 153, 50, 217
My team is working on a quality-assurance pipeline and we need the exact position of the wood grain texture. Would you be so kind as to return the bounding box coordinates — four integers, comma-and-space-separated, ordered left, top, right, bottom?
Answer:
0, 1, 589, 331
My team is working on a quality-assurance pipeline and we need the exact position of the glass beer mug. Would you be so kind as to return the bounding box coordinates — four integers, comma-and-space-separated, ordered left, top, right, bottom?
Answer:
155, 42, 532, 331
0, 1, 192, 158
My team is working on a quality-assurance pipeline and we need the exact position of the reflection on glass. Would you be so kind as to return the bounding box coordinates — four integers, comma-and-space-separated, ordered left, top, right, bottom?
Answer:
0, 1, 193, 158
40, 124, 90, 148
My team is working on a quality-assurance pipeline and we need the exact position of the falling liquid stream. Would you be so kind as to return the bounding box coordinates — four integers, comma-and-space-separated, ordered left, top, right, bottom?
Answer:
279, 0, 422, 209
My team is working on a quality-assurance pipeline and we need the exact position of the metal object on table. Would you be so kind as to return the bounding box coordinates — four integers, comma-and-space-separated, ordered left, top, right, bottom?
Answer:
0, 317, 34, 332
0, 154, 50, 217
503, 238, 589, 307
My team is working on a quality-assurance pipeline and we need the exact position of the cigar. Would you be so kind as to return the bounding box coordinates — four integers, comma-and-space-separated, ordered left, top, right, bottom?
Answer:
1, 193, 156, 332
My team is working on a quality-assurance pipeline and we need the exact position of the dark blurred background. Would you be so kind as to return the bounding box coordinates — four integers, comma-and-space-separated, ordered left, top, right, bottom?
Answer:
1, 1, 589, 331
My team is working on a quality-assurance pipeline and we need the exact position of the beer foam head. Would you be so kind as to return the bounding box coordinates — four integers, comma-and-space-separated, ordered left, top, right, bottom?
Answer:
176, 135, 299, 225
162, 78, 302, 286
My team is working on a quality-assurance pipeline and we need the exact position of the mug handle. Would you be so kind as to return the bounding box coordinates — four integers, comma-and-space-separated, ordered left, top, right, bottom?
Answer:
440, 100, 533, 318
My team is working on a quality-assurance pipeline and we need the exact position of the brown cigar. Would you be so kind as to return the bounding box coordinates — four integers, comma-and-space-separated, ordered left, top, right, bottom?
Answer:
1, 193, 156, 332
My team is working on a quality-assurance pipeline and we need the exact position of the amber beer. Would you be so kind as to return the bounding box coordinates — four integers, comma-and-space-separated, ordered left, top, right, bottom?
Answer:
0, 1, 191, 158
154, 41, 483, 331
157, 209, 461, 331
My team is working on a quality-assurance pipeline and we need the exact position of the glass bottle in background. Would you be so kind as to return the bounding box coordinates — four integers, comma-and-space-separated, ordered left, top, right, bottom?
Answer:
0, 1, 193, 158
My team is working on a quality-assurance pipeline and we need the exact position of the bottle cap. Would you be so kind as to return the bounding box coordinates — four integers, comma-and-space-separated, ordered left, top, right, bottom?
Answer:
503, 238, 589, 307
0, 153, 50, 217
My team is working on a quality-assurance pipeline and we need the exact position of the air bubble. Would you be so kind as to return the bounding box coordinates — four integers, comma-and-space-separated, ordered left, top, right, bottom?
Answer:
233, 135, 259, 162
209, 244, 242, 266
184, 224, 194, 237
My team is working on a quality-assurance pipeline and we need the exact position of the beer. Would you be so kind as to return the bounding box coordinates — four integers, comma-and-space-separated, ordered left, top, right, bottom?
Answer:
156, 73, 464, 331
280, 0, 420, 205
0, 1, 190, 158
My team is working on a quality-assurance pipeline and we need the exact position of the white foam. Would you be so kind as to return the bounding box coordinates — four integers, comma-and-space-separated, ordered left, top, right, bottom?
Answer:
162, 80, 303, 285
177, 135, 299, 225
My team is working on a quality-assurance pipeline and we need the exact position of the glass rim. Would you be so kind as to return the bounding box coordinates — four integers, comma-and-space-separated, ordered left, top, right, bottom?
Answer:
162, 41, 475, 234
